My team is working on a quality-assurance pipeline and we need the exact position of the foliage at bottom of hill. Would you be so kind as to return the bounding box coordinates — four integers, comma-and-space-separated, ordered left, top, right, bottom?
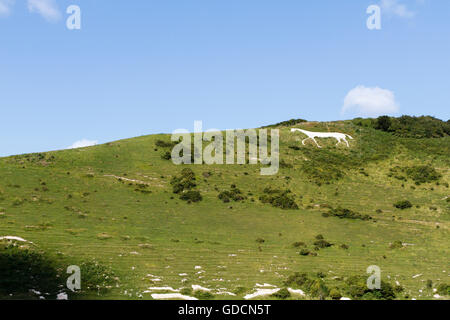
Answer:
271, 288, 291, 299
259, 187, 299, 210
0, 242, 63, 298
284, 272, 399, 300
284, 273, 330, 299
345, 276, 398, 300
78, 260, 119, 294
193, 290, 215, 300
0, 241, 120, 299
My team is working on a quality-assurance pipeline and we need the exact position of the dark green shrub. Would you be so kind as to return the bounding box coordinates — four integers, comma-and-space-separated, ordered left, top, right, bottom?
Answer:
405, 165, 441, 184
271, 288, 291, 299
218, 188, 245, 203
263, 118, 307, 128
326, 207, 371, 221
180, 191, 202, 203
193, 290, 215, 300
170, 168, 197, 194
259, 188, 298, 210
299, 249, 311, 256
346, 276, 396, 300
389, 240, 404, 249
313, 239, 333, 249
161, 151, 171, 160
155, 139, 176, 148
375, 116, 392, 132
393, 200, 412, 210
364, 282, 396, 300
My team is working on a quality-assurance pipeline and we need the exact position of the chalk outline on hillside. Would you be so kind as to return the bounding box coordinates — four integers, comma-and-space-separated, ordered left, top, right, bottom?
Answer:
291, 128, 353, 148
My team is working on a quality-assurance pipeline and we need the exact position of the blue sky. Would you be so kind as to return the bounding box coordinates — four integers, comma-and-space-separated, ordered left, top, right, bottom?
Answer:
0, 0, 449, 156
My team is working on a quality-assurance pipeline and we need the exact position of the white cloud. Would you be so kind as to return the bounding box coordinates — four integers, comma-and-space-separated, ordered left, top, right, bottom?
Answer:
68, 139, 98, 149
342, 86, 400, 117
380, 0, 415, 18
0, 0, 14, 16
27, 0, 61, 22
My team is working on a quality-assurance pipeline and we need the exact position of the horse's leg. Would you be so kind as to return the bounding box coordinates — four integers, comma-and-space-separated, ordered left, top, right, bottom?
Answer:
343, 138, 349, 147
312, 138, 321, 148
302, 138, 308, 146
335, 138, 341, 146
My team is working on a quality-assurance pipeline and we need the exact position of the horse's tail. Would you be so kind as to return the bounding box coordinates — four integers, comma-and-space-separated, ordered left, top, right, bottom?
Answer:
345, 134, 354, 140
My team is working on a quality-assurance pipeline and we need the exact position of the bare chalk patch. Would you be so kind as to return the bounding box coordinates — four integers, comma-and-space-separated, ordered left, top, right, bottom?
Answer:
151, 293, 197, 300
0, 236, 32, 243
244, 288, 280, 300
192, 284, 212, 292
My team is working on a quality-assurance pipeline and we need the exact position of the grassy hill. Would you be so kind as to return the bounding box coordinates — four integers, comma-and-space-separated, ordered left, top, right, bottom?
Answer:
0, 117, 449, 300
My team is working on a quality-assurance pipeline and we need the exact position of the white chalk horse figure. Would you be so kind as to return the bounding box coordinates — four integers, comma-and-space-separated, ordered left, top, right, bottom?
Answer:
291, 128, 353, 148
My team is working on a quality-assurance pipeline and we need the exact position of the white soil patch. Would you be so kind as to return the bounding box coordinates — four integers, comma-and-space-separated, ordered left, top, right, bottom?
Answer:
0, 236, 32, 243
244, 288, 280, 300
288, 288, 305, 296
192, 285, 211, 292
57, 292, 68, 300
256, 283, 277, 288
151, 293, 197, 300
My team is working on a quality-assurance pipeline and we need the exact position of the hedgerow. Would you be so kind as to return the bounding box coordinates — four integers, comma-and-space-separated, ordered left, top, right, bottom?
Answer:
354, 115, 450, 139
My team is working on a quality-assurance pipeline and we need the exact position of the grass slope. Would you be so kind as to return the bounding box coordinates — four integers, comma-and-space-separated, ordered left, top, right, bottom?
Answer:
0, 120, 449, 300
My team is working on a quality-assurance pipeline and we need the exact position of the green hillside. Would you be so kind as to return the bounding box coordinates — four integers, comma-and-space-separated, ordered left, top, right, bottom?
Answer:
0, 117, 449, 300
